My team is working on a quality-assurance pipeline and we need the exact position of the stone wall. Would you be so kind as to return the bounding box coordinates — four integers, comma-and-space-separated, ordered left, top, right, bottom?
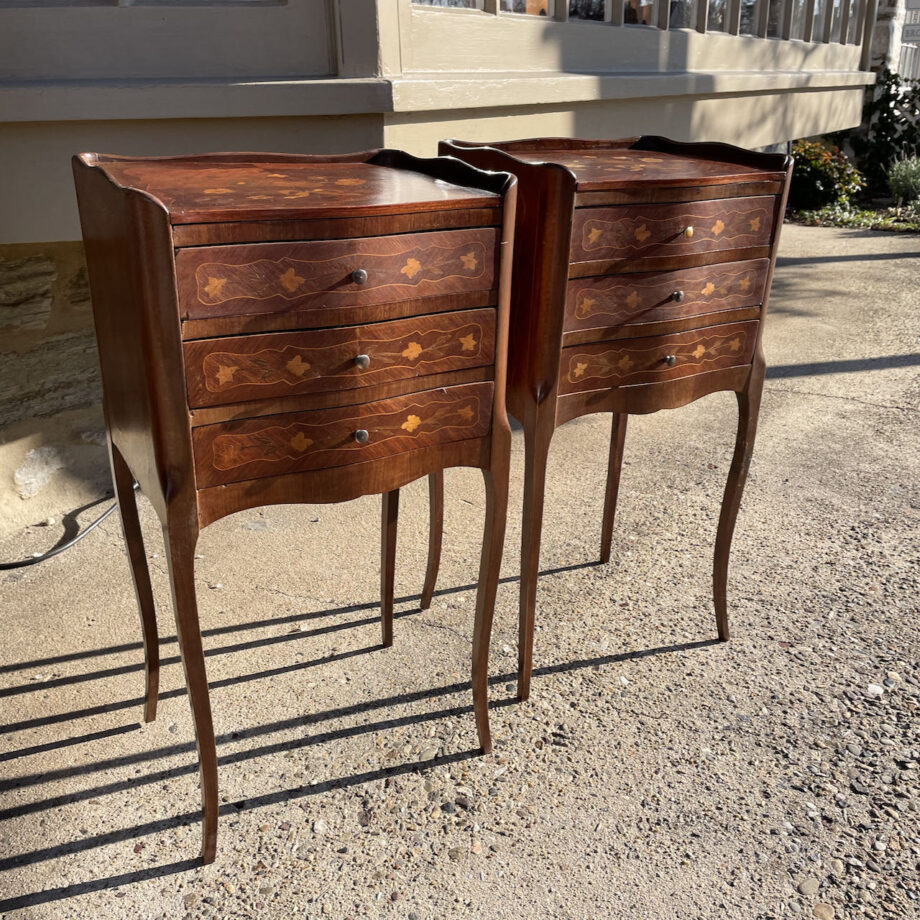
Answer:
0, 241, 101, 429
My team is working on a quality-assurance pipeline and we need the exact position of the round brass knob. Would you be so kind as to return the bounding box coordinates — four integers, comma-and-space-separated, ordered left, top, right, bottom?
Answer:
663, 355, 677, 367
352, 268, 368, 285
354, 429, 370, 444
354, 354, 371, 370
671, 290, 685, 302
682, 226, 694, 239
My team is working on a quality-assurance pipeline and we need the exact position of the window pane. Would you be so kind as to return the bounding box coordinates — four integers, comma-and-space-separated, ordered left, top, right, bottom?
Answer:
412, 0, 480, 7
846, 0, 860, 42
502, 0, 551, 11
624, 0, 657, 25
739, 0, 757, 33
669, 0, 695, 28
569, 0, 605, 18
707, 0, 727, 30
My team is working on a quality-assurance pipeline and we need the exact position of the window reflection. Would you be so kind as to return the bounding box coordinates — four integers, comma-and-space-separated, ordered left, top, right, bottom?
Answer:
569, 0, 605, 18
624, 0, 657, 24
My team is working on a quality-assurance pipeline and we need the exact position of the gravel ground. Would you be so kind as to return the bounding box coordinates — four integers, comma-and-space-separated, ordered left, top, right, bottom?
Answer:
0, 224, 918, 919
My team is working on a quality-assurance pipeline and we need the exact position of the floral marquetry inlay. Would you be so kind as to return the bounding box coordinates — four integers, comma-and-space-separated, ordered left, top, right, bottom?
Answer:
402, 342, 423, 360
692, 345, 706, 359
634, 224, 651, 243
204, 276, 227, 299
280, 267, 305, 293
290, 432, 314, 453
711, 220, 725, 236
625, 291, 641, 310
400, 258, 422, 279
459, 333, 477, 352
401, 414, 421, 433
460, 251, 478, 270
749, 217, 761, 231
701, 282, 716, 296
285, 355, 310, 377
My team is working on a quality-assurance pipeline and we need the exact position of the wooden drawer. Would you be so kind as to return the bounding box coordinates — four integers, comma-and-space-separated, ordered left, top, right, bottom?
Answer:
558, 321, 758, 395
570, 196, 774, 263
184, 308, 495, 408
176, 227, 497, 330
564, 259, 769, 336
193, 382, 494, 488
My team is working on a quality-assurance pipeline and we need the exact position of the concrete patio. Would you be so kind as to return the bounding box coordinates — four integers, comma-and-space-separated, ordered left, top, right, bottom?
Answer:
0, 224, 918, 919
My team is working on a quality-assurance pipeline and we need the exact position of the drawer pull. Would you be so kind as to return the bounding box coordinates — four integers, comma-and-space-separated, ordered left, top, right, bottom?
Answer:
354, 354, 371, 370
670, 290, 685, 302
663, 355, 677, 367
351, 268, 369, 285
681, 226, 694, 240
354, 429, 370, 445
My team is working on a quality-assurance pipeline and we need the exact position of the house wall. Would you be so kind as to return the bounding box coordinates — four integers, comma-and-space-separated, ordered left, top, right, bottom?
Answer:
0, 0, 878, 531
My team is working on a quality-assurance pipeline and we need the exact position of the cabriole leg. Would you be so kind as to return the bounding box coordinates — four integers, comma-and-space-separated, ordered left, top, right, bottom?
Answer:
599, 413, 628, 564
420, 471, 443, 610
381, 489, 399, 647
109, 441, 159, 723
714, 374, 764, 642
164, 522, 218, 865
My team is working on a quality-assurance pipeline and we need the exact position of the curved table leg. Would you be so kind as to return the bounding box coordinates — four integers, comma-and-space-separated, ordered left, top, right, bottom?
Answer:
381, 489, 399, 648
517, 416, 553, 702
164, 521, 218, 865
599, 413, 628, 565
109, 441, 159, 723
472, 460, 510, 755
713, 373, 764, 642
420, 471, 443, 610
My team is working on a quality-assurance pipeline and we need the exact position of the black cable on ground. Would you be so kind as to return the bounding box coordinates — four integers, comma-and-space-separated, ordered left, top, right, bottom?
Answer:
0, 484, 136, 572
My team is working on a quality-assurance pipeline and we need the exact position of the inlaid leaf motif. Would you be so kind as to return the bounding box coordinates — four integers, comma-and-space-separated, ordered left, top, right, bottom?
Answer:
457, 405, 475, 422
402, 342, 423, 360
749, 216, 761, 231
215, 364, 237, 386
280, 267, 305, 293
728, 338, 742, 352
634, 224, 651, 243
576, 295, 597, 318
702, 282, 716, 296
711, 219, 725, 236
400, 258, 422, 280
460, 251, 478, 271
285, 355, 310, 377
572, 361, 588, 379
692, 345, 706, 359
616, 355, 634, 373
587, 227, 603, 245
290, 432, 313, 453
739, 277, 751, 291
459, 333, 477, 352
626, 291, 641, 309
204, 276, 227, 299
401, 414, 422, 433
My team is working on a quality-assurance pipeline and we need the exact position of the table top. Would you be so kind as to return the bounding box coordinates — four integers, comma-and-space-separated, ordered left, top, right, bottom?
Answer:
78, 153, 500, 225
462, 139, 787, 192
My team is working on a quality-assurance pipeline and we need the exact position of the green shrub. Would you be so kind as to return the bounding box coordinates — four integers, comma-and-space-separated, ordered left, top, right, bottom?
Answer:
888, 157, 920, 204
789, 140, 865, 211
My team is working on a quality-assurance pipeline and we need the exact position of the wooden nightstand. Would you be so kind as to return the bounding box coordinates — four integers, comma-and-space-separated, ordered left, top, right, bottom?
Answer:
73, 150, 516, 863
436, 137, 792, 701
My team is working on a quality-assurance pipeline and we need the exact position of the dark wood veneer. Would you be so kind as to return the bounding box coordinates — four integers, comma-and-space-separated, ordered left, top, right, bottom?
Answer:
439, 135, 792, 703
73, 149, 517, 865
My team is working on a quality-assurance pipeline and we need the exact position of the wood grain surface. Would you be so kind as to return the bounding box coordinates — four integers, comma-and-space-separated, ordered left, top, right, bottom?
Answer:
85, 153, 500, 224
176, 228, 497, 326
558, 320, 758, 394
570, 197, 775, 262
193, 382, 494, 487
564, 259, 769, 335
183, 309, 496, 408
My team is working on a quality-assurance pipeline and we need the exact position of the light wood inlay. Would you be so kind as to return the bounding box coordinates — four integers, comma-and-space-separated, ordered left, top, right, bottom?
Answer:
570, 196, 774, 262
564, 260, 769, 335
559, 321, 758, 394
192, 382, 494, 488
176, 227, 498, 329
183, 308, 496, 408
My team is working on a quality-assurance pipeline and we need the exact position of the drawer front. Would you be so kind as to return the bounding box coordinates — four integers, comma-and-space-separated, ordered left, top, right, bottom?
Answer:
193, 382, 493, 488
559, 321, 758, 395
564, 259, 769, 335
184, 308, 495, 408
176, 227, 497, 326
570, 196, 774, 262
